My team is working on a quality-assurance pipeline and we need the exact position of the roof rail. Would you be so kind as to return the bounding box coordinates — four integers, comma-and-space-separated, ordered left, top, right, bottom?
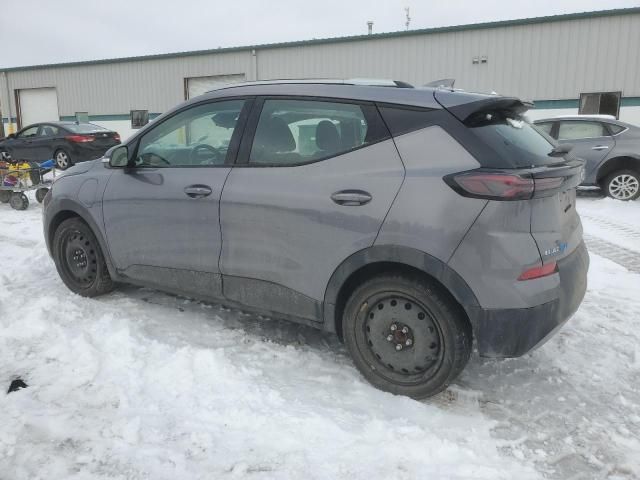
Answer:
205, 78, 414, 93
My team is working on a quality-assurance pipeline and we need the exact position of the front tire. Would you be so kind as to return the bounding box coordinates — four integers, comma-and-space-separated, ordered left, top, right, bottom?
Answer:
342, 274, 472, 399
604, 169, 640, 201
52, 218, 114, 297
54, 149, 72, 170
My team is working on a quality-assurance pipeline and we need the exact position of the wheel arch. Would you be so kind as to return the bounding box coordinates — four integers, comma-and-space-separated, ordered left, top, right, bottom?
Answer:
46, 201, 117, 278
596, 155, 640, 184
323, 245, 479, 338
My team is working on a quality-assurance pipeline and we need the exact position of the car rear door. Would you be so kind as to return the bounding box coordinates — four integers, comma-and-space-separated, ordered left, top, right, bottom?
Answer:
31, 124, 59, 161
219, 97, 404, 321
102, 98, 251, 300
555, 120, 614, 181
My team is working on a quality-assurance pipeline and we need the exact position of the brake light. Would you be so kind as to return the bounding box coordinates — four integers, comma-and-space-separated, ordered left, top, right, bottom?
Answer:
114, 133, 121, 142
445, 171, 534, 200
518, 261, 558, 281
65, 134, 95, 143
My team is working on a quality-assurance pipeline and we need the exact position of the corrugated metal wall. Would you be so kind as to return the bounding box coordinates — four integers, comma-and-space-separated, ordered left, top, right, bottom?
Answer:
2, 11, 639, 120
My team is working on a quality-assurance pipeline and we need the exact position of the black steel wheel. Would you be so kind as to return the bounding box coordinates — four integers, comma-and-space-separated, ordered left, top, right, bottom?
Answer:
342, 274, 472, 399
52, 218, 114, 297
36, 188, 49, 203
9, 192, 29, 210
0, 190, 10, 203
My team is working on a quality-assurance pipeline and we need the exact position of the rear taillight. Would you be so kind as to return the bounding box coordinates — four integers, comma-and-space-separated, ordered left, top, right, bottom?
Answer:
445, 171, 534, 200
65, 134, 95, 143
113, 133, 121, 142
518, 261, 558, 281
445, 170, 571, 200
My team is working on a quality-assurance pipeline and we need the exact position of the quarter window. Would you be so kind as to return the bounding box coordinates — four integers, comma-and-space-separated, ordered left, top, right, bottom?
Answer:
534, 122, 554, 137
249, 99, 387, 165
135, 100, 245, 167
557, 121, 607, 140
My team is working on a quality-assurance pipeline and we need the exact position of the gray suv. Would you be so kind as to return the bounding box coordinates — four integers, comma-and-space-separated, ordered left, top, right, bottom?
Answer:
43, 81, 589, 398
534, 115, 640, 200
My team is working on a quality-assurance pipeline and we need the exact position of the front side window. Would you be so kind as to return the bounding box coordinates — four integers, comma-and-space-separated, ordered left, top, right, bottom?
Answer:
135, 100, 245, 167
18, 126, 39, 138
558, 121, 607, 140
249, 99, 386, 165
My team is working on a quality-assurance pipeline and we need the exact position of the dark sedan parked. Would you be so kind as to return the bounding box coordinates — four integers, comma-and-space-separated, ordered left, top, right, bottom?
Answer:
0, 121, 120, 170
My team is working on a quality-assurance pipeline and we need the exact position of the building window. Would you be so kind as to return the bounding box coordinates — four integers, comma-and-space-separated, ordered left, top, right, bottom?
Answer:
131, 110, 149, 129
75, 112, 89, 123
579, 92, 621, 119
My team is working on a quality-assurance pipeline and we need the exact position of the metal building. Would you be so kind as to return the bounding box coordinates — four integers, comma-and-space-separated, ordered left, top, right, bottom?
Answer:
2, 7, 639, 139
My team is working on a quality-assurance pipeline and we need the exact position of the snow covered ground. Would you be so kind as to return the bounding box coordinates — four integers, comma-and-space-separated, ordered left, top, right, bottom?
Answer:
0, 193, 639, 479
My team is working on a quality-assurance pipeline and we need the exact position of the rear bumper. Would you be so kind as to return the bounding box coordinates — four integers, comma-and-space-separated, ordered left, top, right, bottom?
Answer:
468, 242, 589, 358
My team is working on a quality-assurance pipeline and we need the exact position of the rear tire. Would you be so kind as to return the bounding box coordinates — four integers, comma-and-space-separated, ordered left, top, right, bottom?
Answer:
52, 218, 114, 297
54, 149, 72, 170
603, 169, 640, 201
9, 192, 29, 210
0, 190, 10, 203
342, 273, 472, 399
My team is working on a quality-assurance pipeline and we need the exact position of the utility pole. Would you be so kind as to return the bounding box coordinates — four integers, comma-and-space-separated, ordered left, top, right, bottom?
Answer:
405, 7, 411, 31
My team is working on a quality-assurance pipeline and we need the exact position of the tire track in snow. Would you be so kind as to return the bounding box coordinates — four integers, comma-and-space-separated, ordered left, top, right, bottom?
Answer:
584, 234, 640, 273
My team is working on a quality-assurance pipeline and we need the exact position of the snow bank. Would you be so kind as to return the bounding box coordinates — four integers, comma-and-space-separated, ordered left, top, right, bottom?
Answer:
0, 204, 538, 479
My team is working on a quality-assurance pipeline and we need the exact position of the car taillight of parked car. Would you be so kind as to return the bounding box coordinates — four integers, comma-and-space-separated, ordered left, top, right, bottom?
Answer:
444, 170, 567, 200
65, 134, 95, 143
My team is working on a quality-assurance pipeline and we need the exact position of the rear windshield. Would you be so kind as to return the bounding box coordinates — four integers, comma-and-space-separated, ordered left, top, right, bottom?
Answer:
65, 123, 109, 133
466, 110, 558, 168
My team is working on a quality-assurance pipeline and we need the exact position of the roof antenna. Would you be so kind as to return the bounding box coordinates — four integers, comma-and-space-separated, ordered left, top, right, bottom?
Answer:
405, 7, 411, 30
367, 21, 373, 35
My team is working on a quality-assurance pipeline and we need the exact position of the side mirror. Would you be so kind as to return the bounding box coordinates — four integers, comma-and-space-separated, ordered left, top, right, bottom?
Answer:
107, 145, 129, 167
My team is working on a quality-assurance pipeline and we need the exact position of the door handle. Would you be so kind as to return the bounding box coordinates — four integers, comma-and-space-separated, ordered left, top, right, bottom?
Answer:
331, 190, 372, 206
591, 145, 609, 151
184, 185, 213, 198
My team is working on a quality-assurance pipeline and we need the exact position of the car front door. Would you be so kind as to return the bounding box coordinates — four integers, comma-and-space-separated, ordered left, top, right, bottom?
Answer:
556, 120, 615, 181
219, 97, 404, 321
7, 125, 40, 161
102, 98, 251, 300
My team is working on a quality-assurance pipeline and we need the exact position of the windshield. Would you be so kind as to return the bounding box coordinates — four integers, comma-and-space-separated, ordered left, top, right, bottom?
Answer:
466, 110, 559, 168
65, 123, 109, 133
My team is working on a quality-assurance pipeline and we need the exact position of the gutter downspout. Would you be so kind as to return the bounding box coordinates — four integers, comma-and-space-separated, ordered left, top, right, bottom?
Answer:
3, 71, 14, 134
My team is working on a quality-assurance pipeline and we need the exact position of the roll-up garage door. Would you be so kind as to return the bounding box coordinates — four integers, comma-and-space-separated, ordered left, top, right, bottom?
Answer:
18, 87, 60, 127
186, 74, 245, 99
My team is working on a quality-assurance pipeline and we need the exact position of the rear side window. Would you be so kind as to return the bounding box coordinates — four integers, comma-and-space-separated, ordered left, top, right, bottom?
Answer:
249, 99, 388, 165
66, 123, 109, 133
465, 110, 558, 167
557, 121, 607, 140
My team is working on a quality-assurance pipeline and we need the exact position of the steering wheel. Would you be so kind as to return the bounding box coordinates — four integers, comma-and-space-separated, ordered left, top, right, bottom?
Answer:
137, 152, 171, 167
189, 144, 223, 165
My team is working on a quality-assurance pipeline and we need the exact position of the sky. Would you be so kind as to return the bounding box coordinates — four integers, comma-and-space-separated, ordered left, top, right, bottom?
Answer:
0, 0, 638, 68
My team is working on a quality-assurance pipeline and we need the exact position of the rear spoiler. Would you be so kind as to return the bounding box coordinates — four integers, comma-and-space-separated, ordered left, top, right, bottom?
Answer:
434, 90, 534, 122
